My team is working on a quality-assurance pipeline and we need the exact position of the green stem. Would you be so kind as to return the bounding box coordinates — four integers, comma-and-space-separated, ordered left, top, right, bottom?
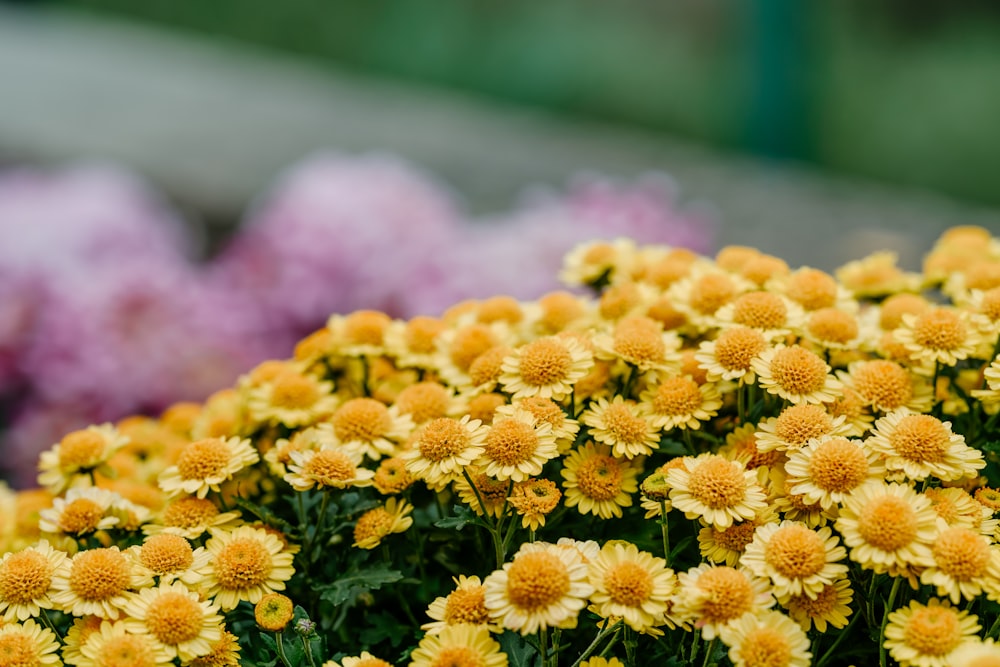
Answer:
879, 577, 903, 667
701, 638, 717, 667
300, 634, 318, 667
658, 500, 671, 566
987, 613, 1000, 640
815, 612, 860, 667
569, 619, 623, 667
682, 429, 697, 457
540, 628, 549, 667
307, 491, 332, 564
39, 609, 61, 639
550, 628, 562, 667
275, 632, 294, 667
623, 626, 637, 667
737, 378, 746, 424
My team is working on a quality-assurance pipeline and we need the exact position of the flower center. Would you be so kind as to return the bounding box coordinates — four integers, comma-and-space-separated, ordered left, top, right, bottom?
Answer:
506, 552, 570, 611
404, 316, 445, 354
688, 458, 746, 509
604, 561, 653, 606
880, 294, 928, 330
396, 383, 450, 423
852, 361, 912, 409
145, 592, 204, 645
162, 497, 219, 529
808, 438, 869, 493
788, 583, 838, 617
653, 377, 703, 416
769, 347, 828, 395
478, 296, 523, 325
613, 318, 665, 364
443, 587, 489, 625
467, 394, 506, 424
577, 455, 625, 501
733, 292, 787, 330
913, 309, 966, 351
450, 325, 499, 372
647, 298, 688, 330
0, 550, 52, 604
354, 509, 393, 544
981, 288, 1000, 323
736, 627, 792, 667
518, 339, 573, 387
889, 415, 950, 463
903, 606, 963, 656
775, 405, 833, 448
519, 397, 565, 429
215, 539, 272, 590
0, 633, 40, 667
333, 399, 391, 443
603, 403, 649, 444
713, 522, 759, 554
599, 283, 642, 320
270, 373, 320, 410
690, 274, 737, 315
343, 310, 390, 347
101, 634, 158, 667
59, 498, 105, 534
807, 309, 858, 344
59, 430, 106, 469
932, 528, 990, 580
697, 567, 753, 624
538, 292, 586, 332
468, 347, 509, 387
858, 496, 917, 551
304, 450, 357, 483
764, 525, 827, 578
483, 420, 538, 467
787, 269, 837, 310
70, 548, 131, 601
176, 439, 230, 481
140, 535, 194, 574
431, 647, 486, 667
714, 327, 767, 372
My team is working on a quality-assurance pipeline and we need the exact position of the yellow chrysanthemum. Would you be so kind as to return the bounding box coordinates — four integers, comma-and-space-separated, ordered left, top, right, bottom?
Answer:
695, 326, 768, 384
202, 525, 296, 610
840, 359, 933, 413
497, 397, 580, 451
592, 316, 683, 373
130, 533, 212, 589
121, 581, 224, 662
884, 599, 980, 667
698, 509, 779, 567
50, 546, 150, 619
475, 410, 559, 482
37, 423, 129, 494
666, 454, 768, 530
329, 398, 415, 461
639, 375, 722, 432
781, 578, 853, 633
507, 479, 561, 531
325, 651, 393, 667
0, 618, 63, 667
38, 485, 122, 537
383, 316, 447, 370
454, 469, 510, 519
739, 521, 847, 599
185, 630, 242, 667
950, 638, 1000, 667
561, 442, 642, 520
352, 498, 414, 550
719, 610, 812, 667
409, 623, 508, 667
783, 436, 884, 509
866, 410, 985, 482
713, 291, 804, 340
72, 619, 174, 667
483, 542, 594, 635
672, 564, 774, 640
499, 335, 594, 400
580, 396, 660, 459
0, 540, 68, 622
421, 575, 499, 636
157, 437, 260, 499
587, 542, 676, 633
285, 445, 375, 491
402, 416, 489, 488
327, 310, 392, 357
918, 526, 1000, 603
751, 345, 842, 405
143, 496, 242, 540
894, 307, 983, 367
246, 369, 338, 428
754, 404, 851, 453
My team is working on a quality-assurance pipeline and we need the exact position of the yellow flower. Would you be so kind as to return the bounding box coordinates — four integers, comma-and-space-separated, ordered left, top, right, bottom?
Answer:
254, 593, 295, 632
718, 610, 812, 667
0, 540, 68, 622
712, 291, 804, 340
421, 575, 498, 636
867, 410, 985, 482
801, 307, 863, 351
781, 578, 853, 633
739, 521, 848, 600
783, 436, 884, 509
894, 307, 983, 367
835, 481, 938, 575
203, 525, 296, 610
579, 659, 624, 667
454, 469, 510, 519
497, 397, 580, 452
695, 326, 768, 384
247, 369, 338, 428
580, 396, 660, 459
561, 442, 642, 520
560, 238, 636, 287
587, 542, 676, 633
0, 618, 69, 667
919, 526, 1000, 603
507, 479, 561, 531
835, 250, 920, 298
950, 638, 1000, 667
592, 316, 682, 373
51, 546, 150, 619
483, 542, 594, 634
327, 310, 392, 357
884, 599, 980, 667
475, 410, 559, 482
639, 376, 722, 432
285, 445, 375, 491
394, 381, 465, 425
499, 335, 594, 400
37, 424, 129, 494
401, 416, 488, 488
698, 509, 779, 567
839, 359, 933, 413
121, 581, 224, 662
352, 498, 414, 550
372, 456, 416, 495
329, 398, 414, 461
325, 651, 394, 667
130, 533, 212, 588
143, 496, 242, 540
666, 454, 767, 530
157, 437, 260, 499
754, 404, 850, 453
672, 564, 774, 640
186, 630, 242, 667
409, 623, 508, 667
38, 486, 123, 537
383, 316, 447, 370
751, 345, 842, 405
74, 619, 174, 667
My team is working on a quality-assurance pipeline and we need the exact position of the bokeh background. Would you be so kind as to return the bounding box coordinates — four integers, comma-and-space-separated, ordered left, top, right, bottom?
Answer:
1, 0, 999, 484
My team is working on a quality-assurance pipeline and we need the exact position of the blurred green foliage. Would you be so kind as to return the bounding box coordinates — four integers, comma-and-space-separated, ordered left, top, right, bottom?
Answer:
58, 0, 1000, 207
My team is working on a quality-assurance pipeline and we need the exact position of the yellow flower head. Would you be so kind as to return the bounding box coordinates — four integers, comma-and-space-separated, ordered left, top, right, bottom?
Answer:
561, 442, 642, 520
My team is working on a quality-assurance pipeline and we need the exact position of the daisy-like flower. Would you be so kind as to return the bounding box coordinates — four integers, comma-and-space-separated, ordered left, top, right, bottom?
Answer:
751, 345, 842, 405
592, 316, 682, 373
951, 638, 1000, 667
775, 266, 850, 312
329, 398, 414, 461
695, 326, 768, 383
739, 521, 848, 599
499, 335, 593, 400
0, 540, 69, 622
72, 619, 174, 667
587, 542, 676, 633
895, 307, 983, 367
919, 526, 1000, 603
352, 497, 414, 550
246, 369, 338, 428
130, 533, 212, 588
561, 442, 642, 519
475, 410, 559, 482
926, 487, 997, 534
530, 290, 590, 334
713, 291, 804, 340
884, 599, 980, 667
38, 486, 122, 537
754, 404, 850, 453
839, 359, 933, 414
37, 424, 129, 493
825, 385, 875, 438
409, 623, 508, 667
507, 479, 561, 531
498, 397, 580, 451
121, 581, 224, 662
263, 427, 333, 478
284, 445, 375, 491
835, 250, 921, 298
698, 508, 779, 567
667, 454, 768, 530
372, 456, 416, 495
483, 541, 594, 634
580, 396, 660, 459
51, 546, 150, 619
434, 322, 510, 388
466, 345, 514, 395
61, 616, 104, 667
783, 436, 884, 509
672, 564, 774, 640
402, 416, 489, 488
716, 423, 784, 470
327, 310, 393, 357
185, 630, 242, 667
143, 496, 242, 540
667, 270, 750, 331
421, 575, 498, 636
560, 238, 637, 287
203, 525, 296, 610
835, 481, 939, 575
801, 307, 863, 351
867, 410, 985, 482
394, 381, 464, 425
639, 376, 722, 432
781, 578, 853, 632
718, 610, 812, 667
383, 316, 447, 370
157, 437, 260, 499
0, 619, 61, 667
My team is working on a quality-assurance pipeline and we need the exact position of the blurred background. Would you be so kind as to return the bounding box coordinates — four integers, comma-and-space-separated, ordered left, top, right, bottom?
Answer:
1, 0, 999, 483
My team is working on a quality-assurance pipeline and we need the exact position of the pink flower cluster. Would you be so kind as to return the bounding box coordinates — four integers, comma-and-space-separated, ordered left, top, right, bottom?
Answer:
0, 153, 713, 485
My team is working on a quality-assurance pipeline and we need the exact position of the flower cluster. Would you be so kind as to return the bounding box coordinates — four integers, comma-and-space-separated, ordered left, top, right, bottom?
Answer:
0, 157, 711, 486
4, 225, 1000, 667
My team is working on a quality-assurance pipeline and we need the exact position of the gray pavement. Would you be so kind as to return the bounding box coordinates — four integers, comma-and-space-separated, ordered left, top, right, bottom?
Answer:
1, 4, 999, 270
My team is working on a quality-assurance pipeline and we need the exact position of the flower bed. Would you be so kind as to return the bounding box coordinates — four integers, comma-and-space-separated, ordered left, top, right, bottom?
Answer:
3, 225, 1000, 667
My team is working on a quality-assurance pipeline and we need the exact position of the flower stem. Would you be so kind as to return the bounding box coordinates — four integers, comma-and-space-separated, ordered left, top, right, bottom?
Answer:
275, 632, 294, 667
569, 619, 622, 667
701, 638, 717, 667
658, 500, 671, 566
879, 577, 902, 667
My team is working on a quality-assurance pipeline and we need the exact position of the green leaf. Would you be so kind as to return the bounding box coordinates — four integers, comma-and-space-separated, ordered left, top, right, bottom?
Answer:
359, 611, 410, 648
434, 505, 476, 531
657, 438, 687, 456
498, 631, 540, 667
318, 562, 404, 606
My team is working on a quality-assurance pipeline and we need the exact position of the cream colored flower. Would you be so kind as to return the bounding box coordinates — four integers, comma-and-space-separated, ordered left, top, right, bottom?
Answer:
499, 335, 593, 400
719, 610, 812, 667
202, 525, 296, 610
667, 454, 768, 530
38, 424, 129, 494
157, 437, 259, 499
884, 598, 980, 667
739, 521, 847, 599
751, 345, 842, 405
587, 542, 676, 633
866, 410, 985, 482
